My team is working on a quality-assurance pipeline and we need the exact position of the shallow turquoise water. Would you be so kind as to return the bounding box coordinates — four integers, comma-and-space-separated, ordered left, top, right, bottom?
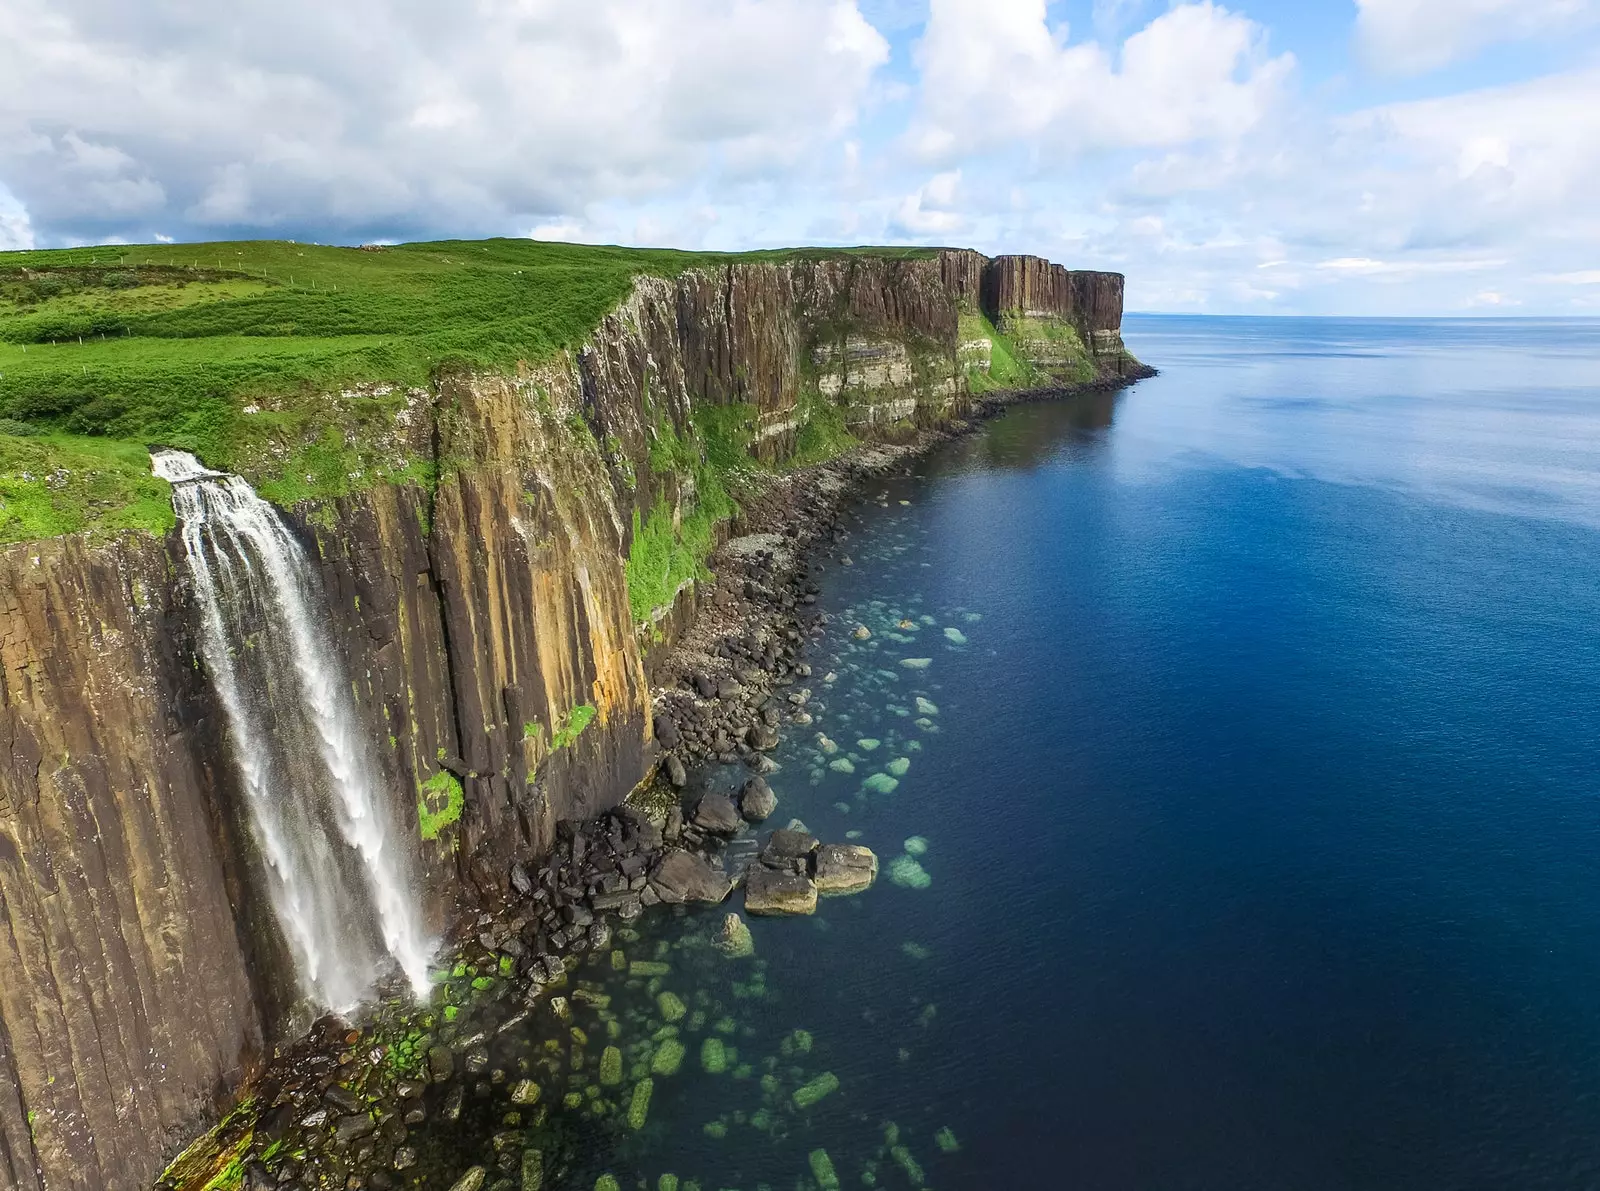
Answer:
438, 316, 1600, 1190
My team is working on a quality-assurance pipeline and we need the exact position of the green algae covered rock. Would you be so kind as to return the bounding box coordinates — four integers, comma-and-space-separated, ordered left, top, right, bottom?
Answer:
521, 1148, 544, 1190
651, 1037, 687, 1076
657, 991, 687, 1022
509, 1079, 541, 1105
809, 1149, 841, 1191
780, 1028, 813, 1056
903, 836, 928, 856
599, 1046, 623, 1086
886, 757, 911, 777
935, 1126, 961, 1153
596, 1176, 621, 1191
658, 1177, 679, 1191
891, 1144, 925, 1186
631, 960, 671, 977
887, 855, 931, 889
701, 1037, 729, 1074
703, 1119, 728, 1139
449, 1170, 487, 1191
715, 912, 755, 958
861, 773, 899, 795
792, 1071, 839, 1109
628, 1078, 654, 1129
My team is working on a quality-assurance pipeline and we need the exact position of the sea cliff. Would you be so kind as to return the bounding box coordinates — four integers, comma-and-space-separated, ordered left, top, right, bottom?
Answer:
0, 245, 1144, 1191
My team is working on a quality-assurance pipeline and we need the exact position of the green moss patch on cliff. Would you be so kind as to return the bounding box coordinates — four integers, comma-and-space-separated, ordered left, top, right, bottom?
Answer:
787, 392, 860, 469
417, 770, 465, 842
551, 703, 597, 750
998, 314, 1097, 386
960, 312, 1034, 394
0, 431, 176, 543
626, 403, 751, 623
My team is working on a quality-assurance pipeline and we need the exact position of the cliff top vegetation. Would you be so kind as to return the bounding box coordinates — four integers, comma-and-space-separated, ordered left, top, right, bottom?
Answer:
0, 238, 936, 543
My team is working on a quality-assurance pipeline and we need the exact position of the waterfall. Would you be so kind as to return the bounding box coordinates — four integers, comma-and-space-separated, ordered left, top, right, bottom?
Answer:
152, 449, 433, 1011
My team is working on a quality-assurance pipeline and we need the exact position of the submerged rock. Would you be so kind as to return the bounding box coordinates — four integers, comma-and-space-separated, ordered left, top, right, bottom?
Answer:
651, 1037, 687, 1076
792, 1071, 839, 1109
814, 844, 878, 896
449, 1169, 487, 1191
701, 1037, 729, 1074
903, 836, 928, 856
810, 1149, 842, 1191
861, 773, 899, 795
628, 1078, 654, 1129
521, 1148, 544, 1190
887, 855, 931, 889
715, 912, 756, 958
509, 1079, 542, 1105
745, 867, 818, 916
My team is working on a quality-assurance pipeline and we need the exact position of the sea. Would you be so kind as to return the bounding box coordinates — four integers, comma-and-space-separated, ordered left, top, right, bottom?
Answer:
436, 316, 1600, 1191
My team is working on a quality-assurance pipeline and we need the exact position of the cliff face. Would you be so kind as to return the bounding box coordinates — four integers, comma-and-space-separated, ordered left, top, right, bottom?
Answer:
0, 250, 1139, 1191
0, 537, 261, 1191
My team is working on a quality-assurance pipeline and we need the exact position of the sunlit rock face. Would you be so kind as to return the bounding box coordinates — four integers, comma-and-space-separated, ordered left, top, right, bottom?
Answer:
0, 249, 1139, 1191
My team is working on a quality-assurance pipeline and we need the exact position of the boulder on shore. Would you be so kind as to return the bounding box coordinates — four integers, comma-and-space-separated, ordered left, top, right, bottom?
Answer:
649, 850, 734, 904
814, 844, 878, 896
745, 866, 818, 916
761, 828, 819, 867
738, 777, 778, 822
691, 793, 743, 835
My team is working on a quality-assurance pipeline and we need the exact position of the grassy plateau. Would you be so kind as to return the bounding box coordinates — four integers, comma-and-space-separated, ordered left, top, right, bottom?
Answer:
0, 238, 936, 544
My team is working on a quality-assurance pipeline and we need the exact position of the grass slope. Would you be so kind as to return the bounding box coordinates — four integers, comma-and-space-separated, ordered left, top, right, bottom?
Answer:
0, 238, 935, 543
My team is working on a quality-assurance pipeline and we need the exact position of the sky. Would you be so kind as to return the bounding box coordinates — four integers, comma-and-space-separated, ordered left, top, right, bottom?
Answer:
1, 0, 1599, 314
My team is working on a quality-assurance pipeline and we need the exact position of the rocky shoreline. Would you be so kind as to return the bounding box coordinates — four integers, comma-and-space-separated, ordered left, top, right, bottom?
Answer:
156, 374, 1148, 1191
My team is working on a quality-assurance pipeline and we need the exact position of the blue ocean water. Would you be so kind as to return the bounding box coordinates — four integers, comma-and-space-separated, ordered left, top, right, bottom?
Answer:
436, 316, 1600, 1191
772, 315, 1600, 1190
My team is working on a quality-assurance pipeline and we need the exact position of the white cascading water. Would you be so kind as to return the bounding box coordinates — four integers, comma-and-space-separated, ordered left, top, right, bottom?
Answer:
153, 449, 432, 1011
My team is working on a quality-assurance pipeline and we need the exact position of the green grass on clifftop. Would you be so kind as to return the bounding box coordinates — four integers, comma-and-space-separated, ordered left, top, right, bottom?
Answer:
0, 238, 936, 543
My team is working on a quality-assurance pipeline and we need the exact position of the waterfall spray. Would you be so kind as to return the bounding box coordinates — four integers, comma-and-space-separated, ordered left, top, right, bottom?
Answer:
153, 450, 433, 1010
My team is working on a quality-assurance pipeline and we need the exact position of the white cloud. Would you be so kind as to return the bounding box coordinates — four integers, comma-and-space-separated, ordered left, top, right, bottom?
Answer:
0, 183, 33, 250
0, 0, 889, 243
909, 0, 1294, 163
1356, 0, 1598, 74
893, 169, 965, 234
